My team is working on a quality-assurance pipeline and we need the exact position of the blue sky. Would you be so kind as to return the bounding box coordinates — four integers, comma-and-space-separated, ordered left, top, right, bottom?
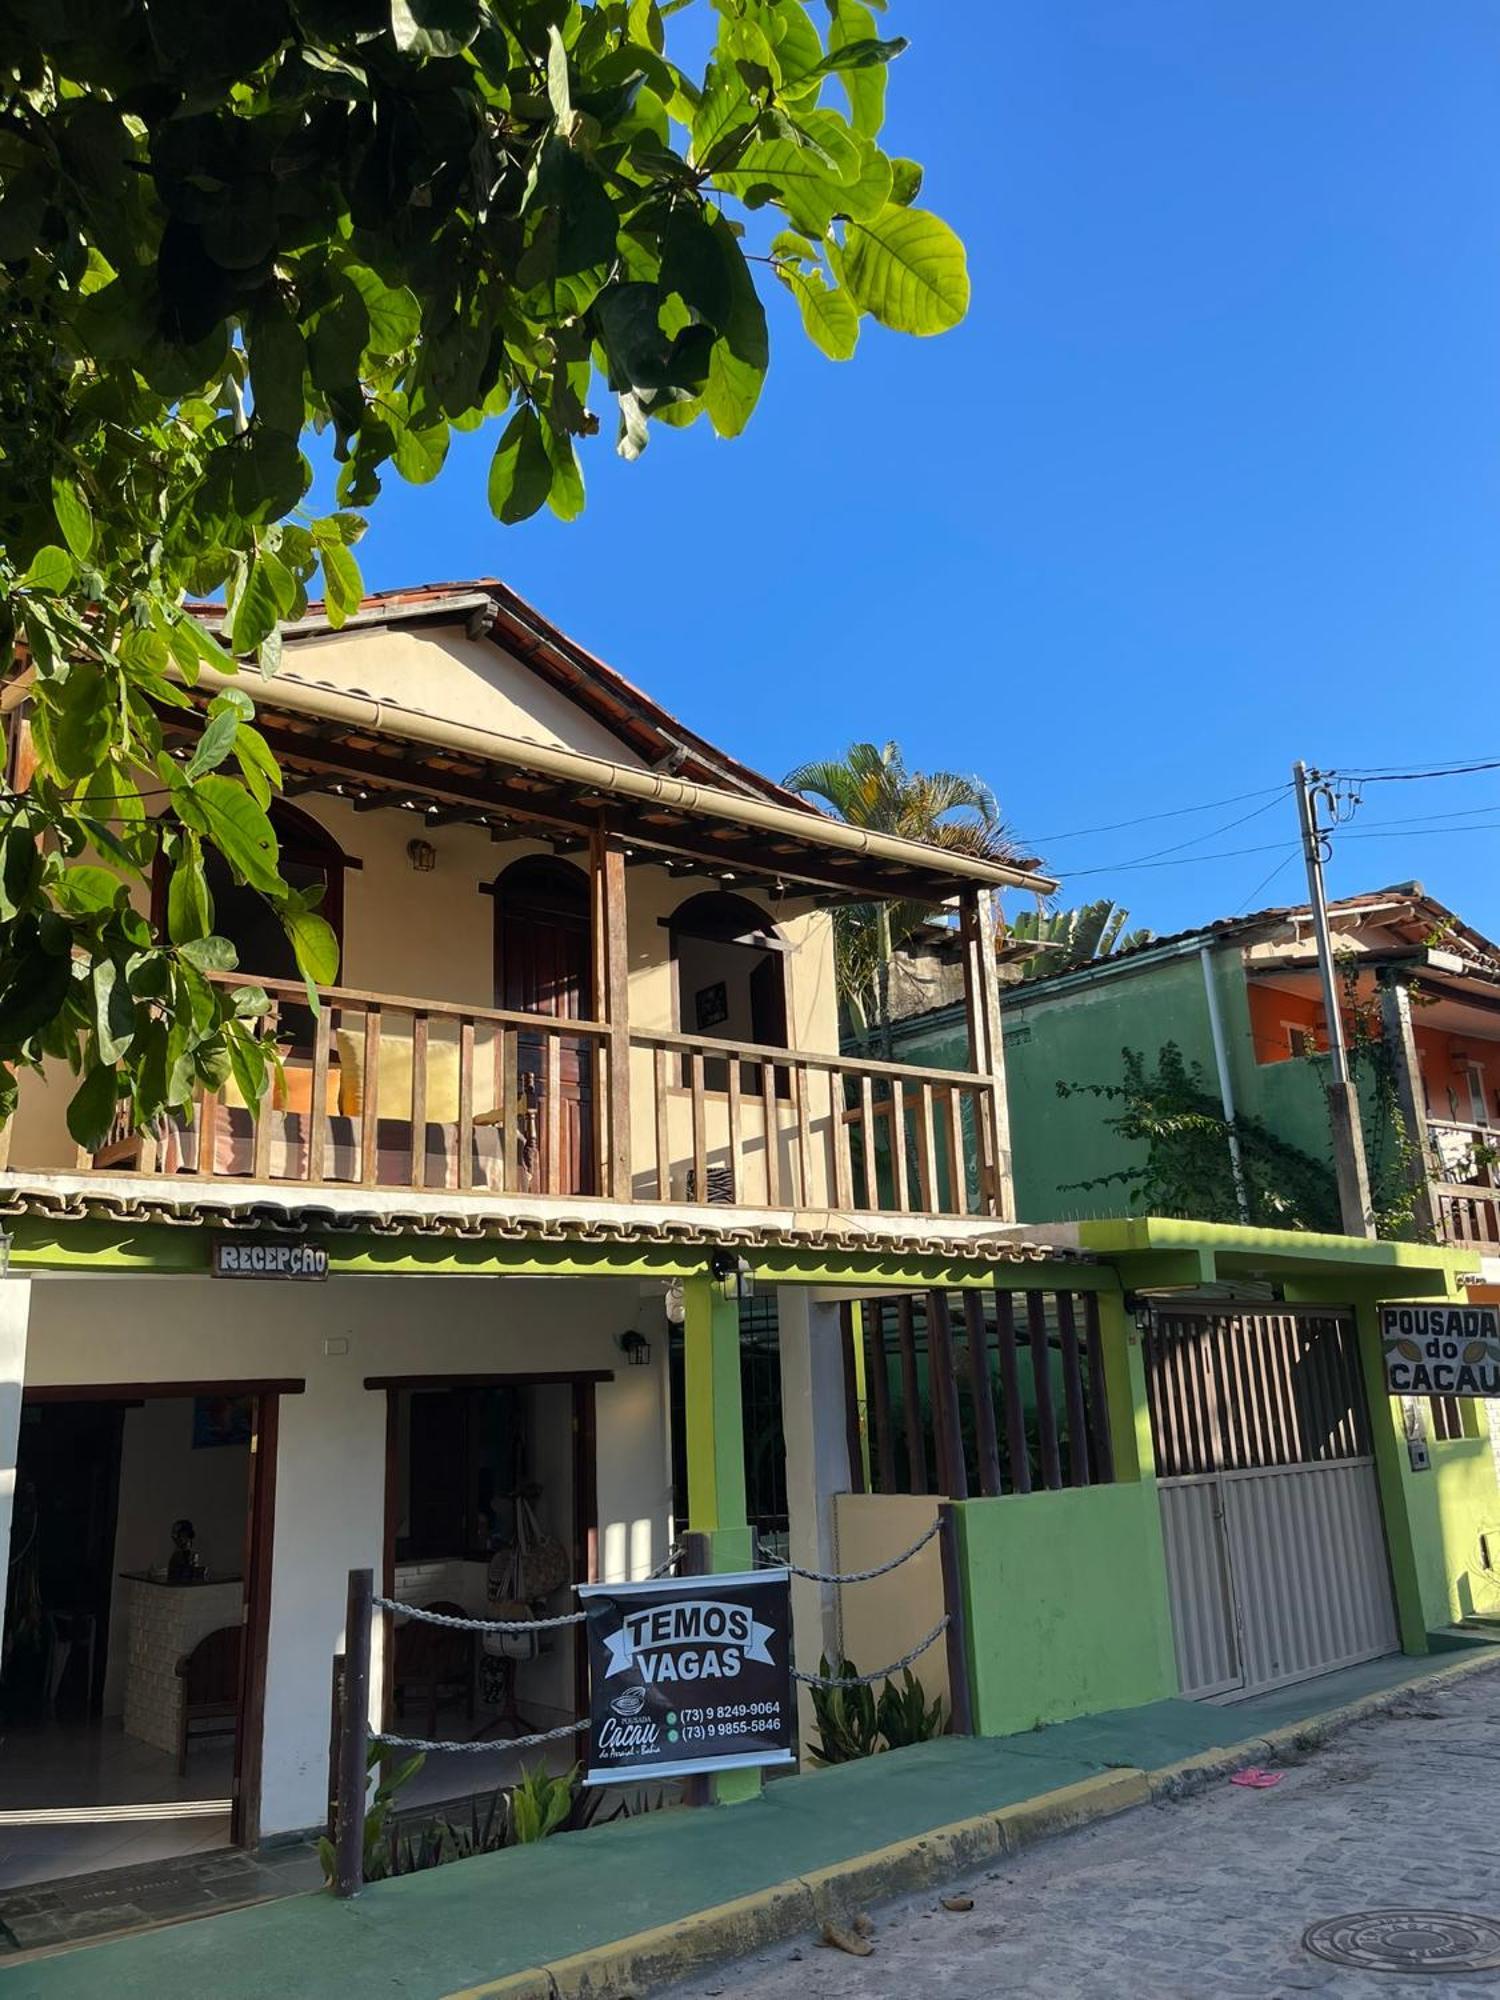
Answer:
344, 0, 1500, 940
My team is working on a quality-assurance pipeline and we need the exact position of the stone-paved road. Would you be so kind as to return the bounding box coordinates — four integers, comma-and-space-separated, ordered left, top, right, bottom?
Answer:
677, 1668, 1500, 2000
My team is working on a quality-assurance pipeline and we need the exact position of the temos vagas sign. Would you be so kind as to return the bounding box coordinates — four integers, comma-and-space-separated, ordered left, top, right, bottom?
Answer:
578, 1569, 794, 1787
1382, 1304, 1500, 1398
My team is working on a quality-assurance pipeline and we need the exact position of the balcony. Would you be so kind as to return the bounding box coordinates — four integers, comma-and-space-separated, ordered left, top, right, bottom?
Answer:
1427, 1118, 1500, 1250
89, 975, 1006, 1225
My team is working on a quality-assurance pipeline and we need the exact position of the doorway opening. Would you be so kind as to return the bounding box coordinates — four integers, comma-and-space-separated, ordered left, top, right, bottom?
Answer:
0, 1387, 278, 1894
493, 857, 596, 1197
376, 1372, 601, 1821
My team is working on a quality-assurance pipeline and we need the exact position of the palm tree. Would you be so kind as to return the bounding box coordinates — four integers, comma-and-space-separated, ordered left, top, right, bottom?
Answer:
784, 741, 1025, 1053
1007, 899, 1154, 982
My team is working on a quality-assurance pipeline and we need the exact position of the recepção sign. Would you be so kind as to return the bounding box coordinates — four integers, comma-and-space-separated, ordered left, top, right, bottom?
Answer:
1382, 1303, 1500, 1398
212, 1237, 329, 1280
578, 1568, 795, 1786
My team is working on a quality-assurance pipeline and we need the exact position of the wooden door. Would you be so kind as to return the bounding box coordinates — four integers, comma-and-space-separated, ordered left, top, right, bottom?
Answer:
495, 860, 596, 1196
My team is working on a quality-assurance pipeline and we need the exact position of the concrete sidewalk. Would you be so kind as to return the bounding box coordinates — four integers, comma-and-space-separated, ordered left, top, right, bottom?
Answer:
6, 1639, 1499, 2000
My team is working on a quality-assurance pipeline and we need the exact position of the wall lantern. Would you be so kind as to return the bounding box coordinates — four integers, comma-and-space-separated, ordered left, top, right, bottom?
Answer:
663, 1279, 686, 1327
406, 838, 437, 873
616, 1330, 653, 1368
709, 1248, 754, 1302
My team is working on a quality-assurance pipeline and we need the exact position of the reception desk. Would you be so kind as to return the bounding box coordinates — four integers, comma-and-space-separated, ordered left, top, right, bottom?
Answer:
117, 1573, 243, 1758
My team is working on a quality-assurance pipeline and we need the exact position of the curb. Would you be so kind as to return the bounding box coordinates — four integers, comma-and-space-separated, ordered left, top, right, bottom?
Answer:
445, 1647, 1500, 2000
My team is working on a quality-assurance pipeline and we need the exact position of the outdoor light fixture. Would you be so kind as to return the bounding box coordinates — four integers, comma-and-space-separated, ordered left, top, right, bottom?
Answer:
616, 1330, 653, 1368
709, 1248, 754, 1302
663, 1279, 686, 1327
406, 838, 437, 873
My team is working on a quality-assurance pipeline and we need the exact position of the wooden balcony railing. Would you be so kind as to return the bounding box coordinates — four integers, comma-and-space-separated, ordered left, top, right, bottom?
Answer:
87, 979, 1007, 1222
1428, 1117, 1500, 1250
629, 1027, 1001, 1219
94, 975, 613, 1199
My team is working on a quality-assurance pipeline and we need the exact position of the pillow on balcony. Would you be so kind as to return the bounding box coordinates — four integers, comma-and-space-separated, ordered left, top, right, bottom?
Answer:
335, 1030, 465, 1126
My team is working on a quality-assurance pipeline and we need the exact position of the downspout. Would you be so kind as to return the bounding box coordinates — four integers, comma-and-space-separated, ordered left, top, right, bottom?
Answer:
1200, 947, 1252, 1224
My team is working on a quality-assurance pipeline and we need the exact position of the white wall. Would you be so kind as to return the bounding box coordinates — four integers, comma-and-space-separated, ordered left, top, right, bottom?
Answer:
0, 1281, 29, 1670
103, 1399, 251, 1718
22, 1271, 671, 1838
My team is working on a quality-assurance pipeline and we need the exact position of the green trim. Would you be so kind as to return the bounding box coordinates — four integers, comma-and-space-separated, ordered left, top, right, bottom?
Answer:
1074, 1214, 1468, 1285
849, 1302, 872, 1490
6, 1217, 1106, 1293
1349, 1293, 1431, 1655
1095, 1290, 1154, 1484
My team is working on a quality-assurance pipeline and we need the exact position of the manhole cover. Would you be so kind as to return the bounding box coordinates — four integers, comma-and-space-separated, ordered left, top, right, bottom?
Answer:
1303, 1910, 1500, 1975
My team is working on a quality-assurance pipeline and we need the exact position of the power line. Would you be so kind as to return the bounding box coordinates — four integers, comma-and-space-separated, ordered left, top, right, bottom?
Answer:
1234, 849, 1299, 915
1020, 782, 1289, 846
1053, 794, 1292, 879
1056, 837, 1294, 880
1333, 758, 1500, 785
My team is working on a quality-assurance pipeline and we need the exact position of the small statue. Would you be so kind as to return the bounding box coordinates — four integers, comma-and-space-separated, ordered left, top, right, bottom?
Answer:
167, 1518, 203, 1584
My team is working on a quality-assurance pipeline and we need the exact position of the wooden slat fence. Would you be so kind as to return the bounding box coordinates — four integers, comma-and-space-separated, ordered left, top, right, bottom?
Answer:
848, 1287, 1115, 1500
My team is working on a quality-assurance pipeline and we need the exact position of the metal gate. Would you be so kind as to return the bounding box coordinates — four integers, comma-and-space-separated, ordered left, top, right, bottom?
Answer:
1145, 1306, 1398, 1701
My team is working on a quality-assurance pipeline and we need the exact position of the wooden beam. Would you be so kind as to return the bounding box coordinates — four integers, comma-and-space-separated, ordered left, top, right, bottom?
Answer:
590, 825, 633, 1201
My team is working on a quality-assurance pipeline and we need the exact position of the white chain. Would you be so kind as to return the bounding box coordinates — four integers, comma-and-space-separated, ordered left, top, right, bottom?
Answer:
371, 1597, 586, 1631
789, 1615, 950, 1688
372, 1718, 588, 1755
761, 1516, 942, 1585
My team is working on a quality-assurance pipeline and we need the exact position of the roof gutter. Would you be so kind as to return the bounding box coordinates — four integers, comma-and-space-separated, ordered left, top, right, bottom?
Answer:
186, 665, 1056, 894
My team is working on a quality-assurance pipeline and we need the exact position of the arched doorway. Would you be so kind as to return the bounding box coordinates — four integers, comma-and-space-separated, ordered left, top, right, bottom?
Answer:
668, 891, 788, 1093
493, 856, 595, 1196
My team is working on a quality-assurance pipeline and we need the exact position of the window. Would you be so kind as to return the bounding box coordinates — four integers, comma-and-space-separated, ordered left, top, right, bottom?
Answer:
668, 892, 789, 1092
1430, 1396, 1467, 1443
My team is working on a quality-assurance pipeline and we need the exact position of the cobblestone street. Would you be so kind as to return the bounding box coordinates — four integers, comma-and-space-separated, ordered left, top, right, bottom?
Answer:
686, 1667, 1500, 2000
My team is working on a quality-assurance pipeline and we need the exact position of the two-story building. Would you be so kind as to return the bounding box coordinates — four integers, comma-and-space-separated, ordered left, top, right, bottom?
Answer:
0, 579, 1047, 1889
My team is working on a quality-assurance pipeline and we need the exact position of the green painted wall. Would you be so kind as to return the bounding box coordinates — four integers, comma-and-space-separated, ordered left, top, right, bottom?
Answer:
1402, 1434, 1500, 1629
954, 1483, 1179, 1736
892, 945, 1377, 1226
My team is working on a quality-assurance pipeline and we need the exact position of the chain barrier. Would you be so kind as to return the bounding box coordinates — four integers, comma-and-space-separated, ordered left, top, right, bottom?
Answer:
372, 1596, 586, 1631
371, 1718, 589, 1756
787, 1615, 950, 1689
759, 1516, 941, 1585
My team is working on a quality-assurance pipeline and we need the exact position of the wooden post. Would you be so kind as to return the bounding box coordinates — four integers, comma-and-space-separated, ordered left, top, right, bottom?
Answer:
590, 825, 633, 1200
1026, 1290, 1062, 1491
1378, 974, 1441, 1241
332, 1567, 373, 1900
936, 1503, 974, 1736
958, 885, 1013, 1219
926, 1290, 968, 1500
963, 1290, 1003, 1498
839, 1304, 867, 1495
895, 1294, 929, 1493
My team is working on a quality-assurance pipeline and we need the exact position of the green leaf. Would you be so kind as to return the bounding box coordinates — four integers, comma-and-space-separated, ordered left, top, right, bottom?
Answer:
547, 24, 571, 125
175, 776, 281, 895
67, 1064, 119, 1152
827, 0, 888, 137
50, 864, 127, 917
841, 204, 969, 335
230, 560, 281, 656
888, 156, 922, 206
703, 214, 768, 439
487, 407, 552, 524
390, 0, 480, 56
180, 933, 240, 973
233, 726, 282, 809
186, 701, 241, 780
226, 1025, 268, 1109
92, 957, 136, 1065
786, 267, 859, 359
21, 546, 74, 592
167, 840, 213, 943
248, 298, 307, 434
281, 904, 340, 989
392, 418, 450, 485
320, 539, 365, 628
541, 426, 585, 522
342, 264, 421, 357
50, 475, 95, 561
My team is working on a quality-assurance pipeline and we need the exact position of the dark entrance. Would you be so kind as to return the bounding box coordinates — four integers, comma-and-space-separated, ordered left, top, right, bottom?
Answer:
0, 1386, 281, 1894
493, 857, 596, 1196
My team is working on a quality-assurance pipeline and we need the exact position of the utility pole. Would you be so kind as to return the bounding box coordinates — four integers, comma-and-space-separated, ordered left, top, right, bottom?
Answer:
1293, 760, 1374, 1238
